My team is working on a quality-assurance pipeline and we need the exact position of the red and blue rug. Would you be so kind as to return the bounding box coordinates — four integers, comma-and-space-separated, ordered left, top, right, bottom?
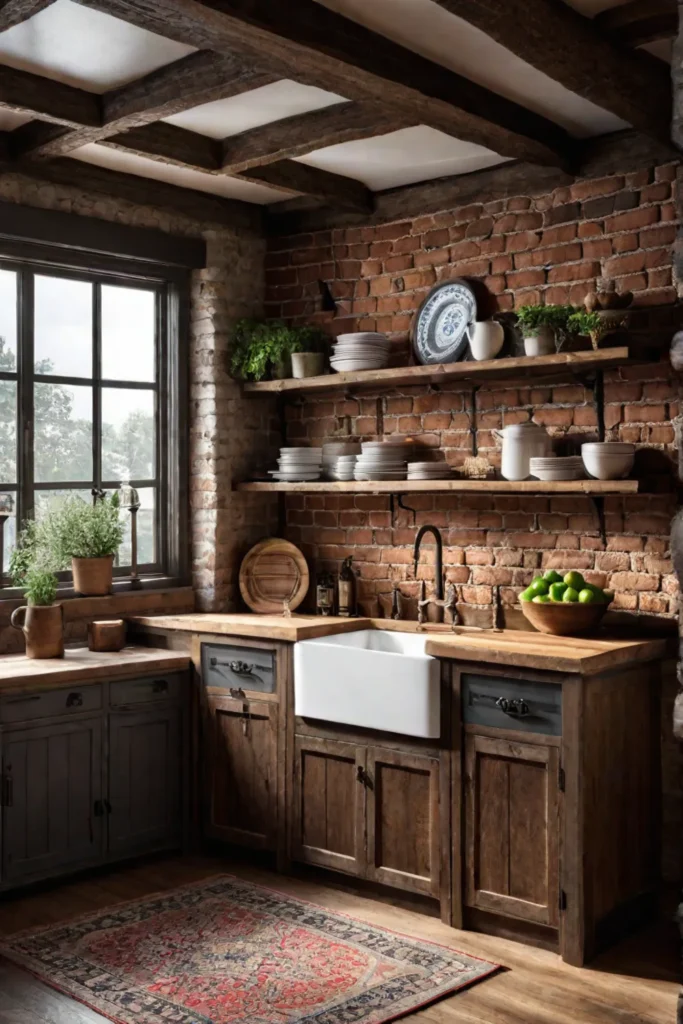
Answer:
0, 875, 499, 1024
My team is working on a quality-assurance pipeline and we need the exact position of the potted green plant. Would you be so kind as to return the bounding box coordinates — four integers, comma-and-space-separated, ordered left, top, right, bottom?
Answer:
290, 326, 329, 379
230, 320, 329, 381
568, 309, 627, 351
44, 493, 125, 596
516, 305, 574, 356
9, 524, 63, 659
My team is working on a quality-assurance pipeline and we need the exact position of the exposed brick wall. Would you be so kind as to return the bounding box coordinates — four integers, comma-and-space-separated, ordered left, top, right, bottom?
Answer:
0, 170, 278, 617
265, 161, 683, 624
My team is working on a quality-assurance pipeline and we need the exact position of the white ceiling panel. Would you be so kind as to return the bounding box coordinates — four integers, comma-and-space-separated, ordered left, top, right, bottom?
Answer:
297, 125, 508, 191
315, 0, 629, 136
164, 79, 346, 139
0, 109, 30, 130
73, 144, 289, 205
0, 0, 195, 92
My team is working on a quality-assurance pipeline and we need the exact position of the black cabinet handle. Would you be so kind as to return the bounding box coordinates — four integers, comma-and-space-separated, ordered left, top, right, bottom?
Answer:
104, 800, 112, 815
152, 679, 168, 694
356, 766, 373, 790
66, 692, 83, 708
495, 697, 530, 718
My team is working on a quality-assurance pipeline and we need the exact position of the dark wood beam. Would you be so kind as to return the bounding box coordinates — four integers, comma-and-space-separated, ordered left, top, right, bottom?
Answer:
432, 0, 671, 142
0, 64, 101, 127
221, 102, 408, 174
11, 51, 277, 158
73, 0, 573, 168
266, 128, 677, 234
98, 122, 373, 210
0, 0, 55, 30
594, 0, 677, 48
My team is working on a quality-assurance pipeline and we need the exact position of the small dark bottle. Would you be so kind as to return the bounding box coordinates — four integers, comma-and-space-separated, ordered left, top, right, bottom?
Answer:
316, 572, 335, 616
337, 556, 357, 617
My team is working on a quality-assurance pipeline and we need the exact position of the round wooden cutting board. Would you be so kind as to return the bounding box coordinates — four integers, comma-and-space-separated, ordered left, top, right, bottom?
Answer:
239, 539, 309, 614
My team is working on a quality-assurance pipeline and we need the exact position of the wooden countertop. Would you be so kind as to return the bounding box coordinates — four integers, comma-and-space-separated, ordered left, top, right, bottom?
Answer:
128, 613, 375, 642
425, 630, 668, 675
0, 646, 191, 692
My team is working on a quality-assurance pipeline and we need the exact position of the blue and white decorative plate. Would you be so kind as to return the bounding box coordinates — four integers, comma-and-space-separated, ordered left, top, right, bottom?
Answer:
412, 279, 478, 365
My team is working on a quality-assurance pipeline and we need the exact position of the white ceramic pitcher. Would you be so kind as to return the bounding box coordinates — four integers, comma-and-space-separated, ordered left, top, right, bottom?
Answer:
465, 320, 505, 361
494, 422, 551, 481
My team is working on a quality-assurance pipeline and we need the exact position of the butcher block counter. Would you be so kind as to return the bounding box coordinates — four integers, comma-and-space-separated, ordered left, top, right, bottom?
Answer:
0, 645, 191, 693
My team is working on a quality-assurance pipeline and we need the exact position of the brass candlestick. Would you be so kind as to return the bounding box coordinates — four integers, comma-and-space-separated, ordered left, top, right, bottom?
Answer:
119, 483, 141, 588
0, 493, 14, 577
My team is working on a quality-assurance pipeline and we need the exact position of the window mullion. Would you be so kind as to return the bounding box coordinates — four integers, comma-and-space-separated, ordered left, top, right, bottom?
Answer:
93, 281, 102, 496
18, 269, 34, 520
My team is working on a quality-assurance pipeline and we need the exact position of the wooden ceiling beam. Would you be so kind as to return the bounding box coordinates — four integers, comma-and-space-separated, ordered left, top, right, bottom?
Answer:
0, 0, 56, 30
594, 0, 677, 48
0, 64, 101, 127
221, 102, 408, 174
432, 0, 671, 142
73, 0, 573, 168
11, 51, 277, 158
239, 161, 372, 212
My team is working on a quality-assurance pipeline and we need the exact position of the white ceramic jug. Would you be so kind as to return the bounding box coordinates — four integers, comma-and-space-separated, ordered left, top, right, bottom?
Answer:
495, 422, 551, 481
465, 320, 505, 361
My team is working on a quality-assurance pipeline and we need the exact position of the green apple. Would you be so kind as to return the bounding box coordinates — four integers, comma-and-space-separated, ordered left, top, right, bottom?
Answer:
562, 587, 579, 603
549, 581, 568, 602
603, 589, 615, 605
528, 578, 549, 598
543, 570, 563, 584
532, 594, 551, 603
520, 587, 535, 603
564, 570, 585, 592
578, 588, 596, 604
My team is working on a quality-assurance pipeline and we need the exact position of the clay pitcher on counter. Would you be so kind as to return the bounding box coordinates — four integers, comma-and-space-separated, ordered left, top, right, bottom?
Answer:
11, 603, 64, 659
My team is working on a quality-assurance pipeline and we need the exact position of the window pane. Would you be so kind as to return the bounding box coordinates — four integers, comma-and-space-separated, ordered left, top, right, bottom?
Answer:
102, 388, 155, 481
1, 506, 15, 575
118, 487, 155, 566
102, 285, 155, 382
0, 270, 17, 363
34, 489, 91, 518
34, 383, 93, 482
35, 275, 92, 377
0, 380, 16, 483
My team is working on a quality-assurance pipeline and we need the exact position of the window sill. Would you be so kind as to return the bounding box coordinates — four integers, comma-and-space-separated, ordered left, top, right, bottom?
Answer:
0, 581, 194, 618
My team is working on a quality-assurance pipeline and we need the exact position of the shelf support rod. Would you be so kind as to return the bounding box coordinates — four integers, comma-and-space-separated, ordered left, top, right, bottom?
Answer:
390, 493, 417, 527
590, 495, 607, 547
592, 370, 605, 442
470, 386, 480, 456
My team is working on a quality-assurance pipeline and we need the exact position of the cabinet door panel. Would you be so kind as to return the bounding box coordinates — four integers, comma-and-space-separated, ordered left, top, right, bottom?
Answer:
292, 736, 365, 876
465, 733, 560, 927
108, 708, 182, 858
2, 718, 103, 883
366, 747, 441, 897
205, 695, 277, 850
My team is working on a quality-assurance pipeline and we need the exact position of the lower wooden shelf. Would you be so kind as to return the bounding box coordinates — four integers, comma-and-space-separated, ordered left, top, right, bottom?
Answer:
235, 479, 640, 495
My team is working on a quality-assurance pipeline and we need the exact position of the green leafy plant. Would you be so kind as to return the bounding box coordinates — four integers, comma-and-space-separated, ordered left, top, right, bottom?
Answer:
567, 310, 603, 336
567, 308, 626, 351
23, 567, 58, 606
42, 493, 125, 561
515, 304, 575, 337
229, 319, 328, 381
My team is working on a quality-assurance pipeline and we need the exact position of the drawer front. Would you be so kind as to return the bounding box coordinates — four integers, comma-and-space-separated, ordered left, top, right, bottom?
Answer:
110, 674, 183, 708
0, 684, 103, 724
462, 674, 561, 736
202, 643, 276, 695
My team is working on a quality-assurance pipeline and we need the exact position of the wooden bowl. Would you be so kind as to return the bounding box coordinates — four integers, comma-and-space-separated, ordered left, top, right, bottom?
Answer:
521, 600, 607, 636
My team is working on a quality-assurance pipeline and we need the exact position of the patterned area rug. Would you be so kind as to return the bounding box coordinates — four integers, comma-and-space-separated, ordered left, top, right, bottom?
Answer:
0, 875, 499, 1024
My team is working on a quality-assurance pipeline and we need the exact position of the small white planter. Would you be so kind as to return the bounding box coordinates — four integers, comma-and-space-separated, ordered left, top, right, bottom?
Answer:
291, 352, 325, 378
524, 328, 556, 357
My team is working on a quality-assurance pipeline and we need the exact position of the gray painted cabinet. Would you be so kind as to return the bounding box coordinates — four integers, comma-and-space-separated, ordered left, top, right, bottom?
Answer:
0, 671, 186, 891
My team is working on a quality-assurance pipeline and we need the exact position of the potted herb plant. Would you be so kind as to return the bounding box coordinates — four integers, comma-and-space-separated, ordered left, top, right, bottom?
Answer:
568, 309, 627, 351
9, 524, 63, 659
45, 493, 125, 596
290, 326, 328, 379
516, 305, 574, 356
230, 319, 328, 381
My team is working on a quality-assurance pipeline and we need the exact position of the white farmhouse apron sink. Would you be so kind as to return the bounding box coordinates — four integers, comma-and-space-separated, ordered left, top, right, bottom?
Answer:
294, 629, 440, 739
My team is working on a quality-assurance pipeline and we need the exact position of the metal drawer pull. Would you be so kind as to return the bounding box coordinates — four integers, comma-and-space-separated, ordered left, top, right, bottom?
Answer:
209, 656, 266, 687
230, 687, 247, 700
152, 679, 169, 694
66, 692, 83, 708
495, 697, 530, 718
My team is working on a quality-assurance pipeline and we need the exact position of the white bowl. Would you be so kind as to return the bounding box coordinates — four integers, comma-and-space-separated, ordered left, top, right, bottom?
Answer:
581, 446, 634, 480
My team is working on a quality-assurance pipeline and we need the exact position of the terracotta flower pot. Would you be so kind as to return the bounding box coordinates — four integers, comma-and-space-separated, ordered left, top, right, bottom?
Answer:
72, 555, 114, 596
11, 603, 64, 659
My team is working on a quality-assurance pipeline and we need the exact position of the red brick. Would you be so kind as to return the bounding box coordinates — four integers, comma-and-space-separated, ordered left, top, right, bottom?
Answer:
507, 197, 532, 212
639, 224, 677, 247
542, 224, 578, 245
577, 222, 603, 239
450, 240, 481, 260
547, 260, 601, 283
506, 231, 542, 253
506, 269, 546, 288
360, 259, 382, 277
414, 248, 449, 267
484, 275, 506, 294
632, 287, 677, 306
383, 254, 413, 273
640, 182, 671, 203
605, 207, 659, 233
423, 228, 450, 249
581, 238, 612, 259
655, 164, 677, 182
466, 216, 494, 239
570, 176, 624, 201
624, 404, 667, 423
514, 242, 582, 269
612, 233, 638, 253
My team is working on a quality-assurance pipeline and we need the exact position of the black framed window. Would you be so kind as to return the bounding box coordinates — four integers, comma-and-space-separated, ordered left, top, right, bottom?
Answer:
0, 258, 186, 588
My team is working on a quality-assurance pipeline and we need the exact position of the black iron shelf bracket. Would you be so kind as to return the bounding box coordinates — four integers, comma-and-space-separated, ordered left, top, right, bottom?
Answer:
591, 369, 605, 443
590, 495, 607, 546
470, 385, 480, 457
390, 493, 418, 527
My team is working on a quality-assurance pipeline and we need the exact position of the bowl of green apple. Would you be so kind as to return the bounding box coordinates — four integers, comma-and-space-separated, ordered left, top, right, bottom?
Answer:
519, 570, 614, 636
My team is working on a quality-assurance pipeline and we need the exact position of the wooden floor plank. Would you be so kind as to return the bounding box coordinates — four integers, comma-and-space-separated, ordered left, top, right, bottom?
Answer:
0, 856, 677, 1024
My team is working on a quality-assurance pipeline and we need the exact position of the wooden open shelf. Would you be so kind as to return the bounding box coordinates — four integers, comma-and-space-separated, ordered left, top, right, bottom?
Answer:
235, 479, 639, 495
242, 347, 630, 396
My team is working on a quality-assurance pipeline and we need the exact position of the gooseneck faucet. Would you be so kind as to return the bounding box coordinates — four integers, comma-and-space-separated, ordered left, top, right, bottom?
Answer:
413, 524, 459, 627
413, 524, 444, 603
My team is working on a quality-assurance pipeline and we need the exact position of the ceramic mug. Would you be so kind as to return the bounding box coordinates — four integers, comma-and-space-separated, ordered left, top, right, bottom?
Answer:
465, 320, 505, 361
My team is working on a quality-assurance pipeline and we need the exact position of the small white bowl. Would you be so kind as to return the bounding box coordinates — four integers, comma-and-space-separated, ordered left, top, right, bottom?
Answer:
581, 446, 634, 480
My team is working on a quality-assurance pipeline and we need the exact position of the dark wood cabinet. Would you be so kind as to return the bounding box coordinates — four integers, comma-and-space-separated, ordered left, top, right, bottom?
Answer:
1, 717, 104, 884
204, 693, 278, 851
464, 733, 560, 928
292, 735, 366, 876
108, 707, 182, 858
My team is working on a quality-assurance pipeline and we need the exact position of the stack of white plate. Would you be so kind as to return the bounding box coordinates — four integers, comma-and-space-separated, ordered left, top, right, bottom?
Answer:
354, 441, 410, 480
330, 333, 391, 373
407, 461, 453, 481
328, 456, 358, 481
268, 447, 322, 482
322, 441, 361, 478
529, 456, 584, 482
